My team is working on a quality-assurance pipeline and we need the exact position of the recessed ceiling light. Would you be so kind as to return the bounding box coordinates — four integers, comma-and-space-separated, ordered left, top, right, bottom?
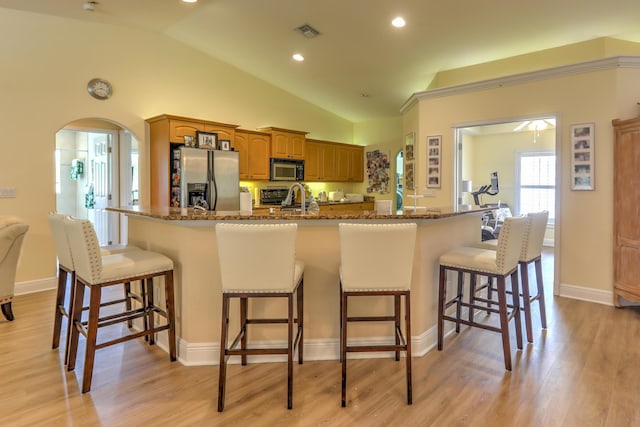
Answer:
292, 53, 305, 62
182, 0, 198, 3
392, 17, 406, 28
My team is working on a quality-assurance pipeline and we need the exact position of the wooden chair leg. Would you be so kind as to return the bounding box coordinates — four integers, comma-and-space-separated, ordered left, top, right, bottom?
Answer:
535, 258, 548, 329
496, 276, 512, 371
82, 286, 102, 393
217, 294, 230, 412
164, 272, 177, 361
67, 278, 84, 372
287, 293, 294, 410
404, 291, 413, 405
341, 292, 348, 407
1, 302, 14, 321
437, 266, 446, 351
520, 261, 534, 343
52, 268, 68, 349
297, 279, 304, 365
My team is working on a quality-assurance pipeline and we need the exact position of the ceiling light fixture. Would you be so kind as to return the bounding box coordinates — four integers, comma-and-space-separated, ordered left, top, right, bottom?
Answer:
292, 53, 305, 62
392, 17, 406, 28
182, 0, 198, 3
83, 1, 97, 12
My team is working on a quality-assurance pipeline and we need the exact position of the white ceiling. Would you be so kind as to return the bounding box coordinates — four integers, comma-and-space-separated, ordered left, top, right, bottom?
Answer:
2, 0, 640, 122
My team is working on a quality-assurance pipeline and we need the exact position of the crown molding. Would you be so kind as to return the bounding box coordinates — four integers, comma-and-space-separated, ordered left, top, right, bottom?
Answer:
400, 55, 640, 113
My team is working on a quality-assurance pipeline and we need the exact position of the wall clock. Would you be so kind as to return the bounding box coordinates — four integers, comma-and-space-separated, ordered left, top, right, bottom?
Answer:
87, 78, 113, 100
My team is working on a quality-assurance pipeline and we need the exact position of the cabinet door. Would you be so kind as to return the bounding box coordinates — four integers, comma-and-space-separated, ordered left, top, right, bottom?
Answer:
335, 145, 350, 181
271, 132, 289, 158
305, 141, 321, 181
204, 124, 235, 146
169, 119, 204, 143
290, 133, 305, 159
233, 131, 249, 179
248, 133, 270, 180
349, 146, 364, 182
322, 144, 336, 180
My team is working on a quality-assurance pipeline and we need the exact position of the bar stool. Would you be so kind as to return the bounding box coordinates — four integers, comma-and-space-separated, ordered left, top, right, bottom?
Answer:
438, 216, 528, 371
48, 213, 142, 364
0, 216, 29, 321
338, 222, 417, 407
64, 216, 176, 393
476, 211, 549, 343
215, 223, 304, 411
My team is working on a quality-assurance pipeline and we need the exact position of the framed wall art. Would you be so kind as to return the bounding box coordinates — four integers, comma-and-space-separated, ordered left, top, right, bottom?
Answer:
405, 131, 415, 161
570, 123, 594, 190
196, 131, 218, 149
426, 135, 441, 188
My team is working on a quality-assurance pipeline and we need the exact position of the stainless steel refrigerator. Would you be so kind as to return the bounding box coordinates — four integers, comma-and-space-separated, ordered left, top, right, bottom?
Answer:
178, 147, 240, 211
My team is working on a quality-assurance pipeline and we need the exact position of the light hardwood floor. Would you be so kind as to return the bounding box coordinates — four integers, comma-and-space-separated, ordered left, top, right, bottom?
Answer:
2, 250, 640, 426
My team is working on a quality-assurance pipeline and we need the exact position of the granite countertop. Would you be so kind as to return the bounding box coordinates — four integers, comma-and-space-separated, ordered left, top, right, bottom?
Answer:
108, 205, 489, 221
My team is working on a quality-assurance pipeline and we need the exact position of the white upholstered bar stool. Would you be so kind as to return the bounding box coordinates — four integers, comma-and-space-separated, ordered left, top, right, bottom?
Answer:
438, 216, 528, 371
64, 216, 176, 393
338, 222, 417, 407
0, 216, 29, 321
215, 223, 304, 411
476, 211, 549, 343
48, 213, 142, 364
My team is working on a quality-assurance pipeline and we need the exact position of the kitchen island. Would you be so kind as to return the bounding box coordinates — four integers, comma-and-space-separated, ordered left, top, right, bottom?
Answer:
109, 205, 486, 365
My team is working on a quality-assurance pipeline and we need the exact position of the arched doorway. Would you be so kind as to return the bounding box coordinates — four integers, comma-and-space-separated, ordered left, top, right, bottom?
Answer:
55, 118, 139, 246
395, 150, 403, 212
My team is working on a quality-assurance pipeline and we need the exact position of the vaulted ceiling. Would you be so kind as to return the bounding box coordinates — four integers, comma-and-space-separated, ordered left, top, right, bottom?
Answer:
2, 0, 640, 122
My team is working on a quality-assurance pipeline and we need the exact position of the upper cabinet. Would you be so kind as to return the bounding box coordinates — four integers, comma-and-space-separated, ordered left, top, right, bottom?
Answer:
146, 114, 240, 207
233, 129, 271, 181
260, 127, 307, 160
305, 139, 364, 182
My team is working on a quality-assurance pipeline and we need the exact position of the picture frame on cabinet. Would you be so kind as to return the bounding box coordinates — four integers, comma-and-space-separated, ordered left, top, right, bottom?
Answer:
426, 135, 441, 188
570, 123, 594, 190
220, 139, 231, 151
196, 131, 218, 149
183, 134, 195, 147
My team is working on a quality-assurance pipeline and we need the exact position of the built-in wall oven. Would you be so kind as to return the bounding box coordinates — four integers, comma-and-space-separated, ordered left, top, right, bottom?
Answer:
270, 158, 304, 182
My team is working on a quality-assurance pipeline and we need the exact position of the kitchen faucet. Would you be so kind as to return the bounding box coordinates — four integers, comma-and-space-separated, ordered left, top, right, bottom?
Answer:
282, 182, 306, 215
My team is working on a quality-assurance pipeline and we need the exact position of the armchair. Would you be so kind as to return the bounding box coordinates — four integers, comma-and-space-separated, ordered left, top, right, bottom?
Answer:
0, 216, 29, 321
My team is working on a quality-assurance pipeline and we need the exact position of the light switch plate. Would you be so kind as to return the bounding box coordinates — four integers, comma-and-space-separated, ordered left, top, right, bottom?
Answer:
0, 187, 16, 198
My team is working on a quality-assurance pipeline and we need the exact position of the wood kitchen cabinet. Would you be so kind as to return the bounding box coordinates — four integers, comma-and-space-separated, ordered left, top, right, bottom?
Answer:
233, 129, 271, 180
147, 114, 239, 207
612, 116, 640, 306
260, 127, 307, 160
304, 139, 364, 182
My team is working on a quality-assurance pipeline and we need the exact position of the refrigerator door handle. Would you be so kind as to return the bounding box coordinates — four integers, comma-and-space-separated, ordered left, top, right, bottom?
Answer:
208, 151, 218, 211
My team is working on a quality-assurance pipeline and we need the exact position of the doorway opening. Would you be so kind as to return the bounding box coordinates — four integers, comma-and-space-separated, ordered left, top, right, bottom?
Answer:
55, 119, 139, 246
454, 116, 559, 295
395, 150, 403, 212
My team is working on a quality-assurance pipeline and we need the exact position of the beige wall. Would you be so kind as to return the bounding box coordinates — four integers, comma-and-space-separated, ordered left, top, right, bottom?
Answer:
0, 9, 365, 283
406, 65, 640, 296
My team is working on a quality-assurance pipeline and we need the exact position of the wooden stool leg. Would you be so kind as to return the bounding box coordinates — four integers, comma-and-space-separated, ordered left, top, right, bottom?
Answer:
140, 279, 149, 342
437, 266, 446, 351
535, 258, 548, 329
520, 261, 534, 343
1, 302, 14, 321
511, 270, 523, 350
52, 268, 68, 349
146, 278, 156, 345
240, 297, 248, 366
82, 286, 102, 393
404, 291, 413, 405
394, 294, 401, 362
455, 271, 463, 333
124, 282, 133, 328
64, 271, 77, 365
287, 293, 294, 410
297, 279, 304, 365
67, 277, 84, 372
469, 273, 476, 322
341, 292, 348, 407
339, 283, 343, 363
164, 272, 177, 361
217, 294, 230, 412
496, 276, 512, 371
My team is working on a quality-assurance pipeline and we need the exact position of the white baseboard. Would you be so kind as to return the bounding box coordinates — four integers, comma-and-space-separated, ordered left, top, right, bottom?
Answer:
558, 283, 613, 306
14, 277, 57, 296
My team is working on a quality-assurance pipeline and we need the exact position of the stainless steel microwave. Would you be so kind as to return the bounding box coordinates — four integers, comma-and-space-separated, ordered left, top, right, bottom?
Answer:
270, 158, 304, 181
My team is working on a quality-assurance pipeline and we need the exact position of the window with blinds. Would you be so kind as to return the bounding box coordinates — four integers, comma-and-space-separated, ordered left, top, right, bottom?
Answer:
517, 152, 555, 223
